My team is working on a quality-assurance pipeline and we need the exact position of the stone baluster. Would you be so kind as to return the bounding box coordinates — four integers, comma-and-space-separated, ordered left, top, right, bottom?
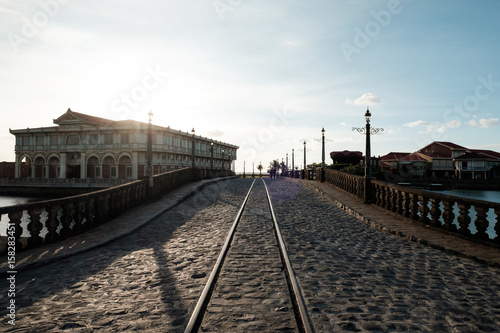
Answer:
384, 187, 392, 211
495, 208, 500, 243
72, 202, 84, 234
457, 203, 471, 236
473, 206, 489, 239
418, 195, 430, 224
409, 193, 419, 221
45, 205, 61, 242
60, 203, 74, 239
7, 210, 24, 250
395, 190, 403, 215
85, 198, 95, 230
429, 198, 441, 227
27, 207, 44, 248
378, 185, 386, 208
441, 201, 456, 232
102, 193, 111, 221
402, 192, 410, 218
373, 184, 381, 206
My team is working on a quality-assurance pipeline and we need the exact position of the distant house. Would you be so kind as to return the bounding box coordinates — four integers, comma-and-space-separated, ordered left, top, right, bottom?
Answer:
381, 141, 500, 179
330, 150, 363, 165
417, 141, 467, 178
9, 109, 239, 180
380, 152, 410, 174
397, 153, 428, 178
454, 150, 500, 179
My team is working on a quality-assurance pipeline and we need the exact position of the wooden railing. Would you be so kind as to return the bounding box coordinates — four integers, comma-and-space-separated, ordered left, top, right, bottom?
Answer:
0, 167, 234, 254
319, 168, 500, 246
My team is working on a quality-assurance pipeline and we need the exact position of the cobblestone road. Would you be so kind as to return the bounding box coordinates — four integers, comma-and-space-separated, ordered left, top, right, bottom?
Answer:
202, 179, 296, 332
266, 178, 500, 332
1, 178, 500, 332
0, 179, 251, 332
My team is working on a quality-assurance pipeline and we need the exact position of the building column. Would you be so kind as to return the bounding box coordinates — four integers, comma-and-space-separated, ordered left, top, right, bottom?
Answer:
14, 153, 20, 178
60, 153, 67, 179
132, 152, 139, 179
80, 152, 87, 179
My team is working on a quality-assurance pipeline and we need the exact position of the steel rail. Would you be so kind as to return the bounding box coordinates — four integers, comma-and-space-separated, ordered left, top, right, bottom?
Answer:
184, 178, 257, 333
261, 178, 316, 333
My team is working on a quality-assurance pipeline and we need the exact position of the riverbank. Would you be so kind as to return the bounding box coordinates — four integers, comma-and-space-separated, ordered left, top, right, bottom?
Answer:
395, 178, 500, 191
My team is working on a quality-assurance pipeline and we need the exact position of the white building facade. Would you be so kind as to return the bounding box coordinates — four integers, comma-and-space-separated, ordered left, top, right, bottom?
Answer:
10, 109, 238, 180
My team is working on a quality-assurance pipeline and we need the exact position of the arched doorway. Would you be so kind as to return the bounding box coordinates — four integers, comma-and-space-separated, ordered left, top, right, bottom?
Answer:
118, 155, 132, 179
87, 156, 100, 179
48, 156, 60, 178
20, 156, 32, 178
33, 156, 46, 178
66, 152, 81, 179
102, 155, 116, 179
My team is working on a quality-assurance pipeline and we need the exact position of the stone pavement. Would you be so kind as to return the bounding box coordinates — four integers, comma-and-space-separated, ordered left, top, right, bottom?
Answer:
0, 176, 237, 275
296, 178, 500, 268
267, 178, 500, 332
2, 177, 500, 332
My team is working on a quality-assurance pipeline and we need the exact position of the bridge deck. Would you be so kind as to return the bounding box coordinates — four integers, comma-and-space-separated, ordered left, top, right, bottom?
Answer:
1, 177, 500, 331
3, 177, 499, 274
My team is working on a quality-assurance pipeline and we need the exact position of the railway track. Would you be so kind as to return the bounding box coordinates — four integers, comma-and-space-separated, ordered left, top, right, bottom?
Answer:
185, 178, 315, 333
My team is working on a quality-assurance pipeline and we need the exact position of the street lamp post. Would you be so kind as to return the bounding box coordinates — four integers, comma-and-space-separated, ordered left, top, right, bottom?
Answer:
321, 127, 325, 182
353, 107, 384, 204
191, 128, 195, 168
210, 142, 214, 174
286, 153, 289, 176
292, 149, 295, 178
303, 141, 306, 179
222, 149, 225, 171
243, 161, 246, 178
147, 110, 154, 198
228, 151, 231, 173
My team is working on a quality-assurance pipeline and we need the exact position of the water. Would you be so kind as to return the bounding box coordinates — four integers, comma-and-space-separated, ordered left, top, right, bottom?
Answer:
0, 196, 48, 208
436, 189, 500, 204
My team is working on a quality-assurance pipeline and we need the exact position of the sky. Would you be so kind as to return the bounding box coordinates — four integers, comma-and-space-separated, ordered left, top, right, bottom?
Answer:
1, 0, 500, 172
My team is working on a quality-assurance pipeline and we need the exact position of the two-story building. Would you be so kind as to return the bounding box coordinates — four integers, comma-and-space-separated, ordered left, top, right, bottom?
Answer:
9, 109, 238, 180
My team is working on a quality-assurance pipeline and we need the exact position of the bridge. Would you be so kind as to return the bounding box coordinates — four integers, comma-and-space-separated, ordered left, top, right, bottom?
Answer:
1, 168, 500, 331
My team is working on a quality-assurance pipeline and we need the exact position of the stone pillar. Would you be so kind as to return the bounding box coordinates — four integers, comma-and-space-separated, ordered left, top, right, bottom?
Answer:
132, 152, 139, 179
60, 153, 67, 179
80, 152, 87, 179
15, 153, 20, 178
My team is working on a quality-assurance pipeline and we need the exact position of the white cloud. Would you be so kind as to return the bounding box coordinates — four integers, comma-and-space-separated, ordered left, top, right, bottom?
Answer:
403, 120, 431, 128
207, 129, 224, 137
468, 118, 500, 128
345, 93, 382, 106
436, 120, 461, 133
403, 119, 461, 133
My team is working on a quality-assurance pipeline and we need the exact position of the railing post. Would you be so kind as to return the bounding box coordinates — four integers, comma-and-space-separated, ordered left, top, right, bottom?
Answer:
457, 203, 472, 236
396, 190, 404, 215
27, 207, 44, 248
409, 193, 419, 221
442, 200, 456, 232
45, 205, 61, 243
473, 206, 489, 239
402, 191, 410, 218
60, 203, 74, 239
418, 195, 430, 224
429, 198, 441, 227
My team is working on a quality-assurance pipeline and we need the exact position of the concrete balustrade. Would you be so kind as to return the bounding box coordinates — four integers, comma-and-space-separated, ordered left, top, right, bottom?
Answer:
0, 167, 233, 254
320, 168, 500, 246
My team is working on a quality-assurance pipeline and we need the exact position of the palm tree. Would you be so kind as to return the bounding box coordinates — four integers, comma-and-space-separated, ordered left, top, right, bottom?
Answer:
257, 162, 263, 177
